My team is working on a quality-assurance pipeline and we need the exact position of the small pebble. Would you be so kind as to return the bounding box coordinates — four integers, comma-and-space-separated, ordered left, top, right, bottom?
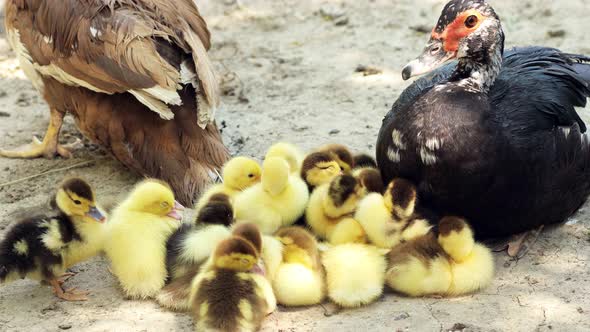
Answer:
329, 129, 340, 135
355, 65, 383, 76
58, 324, 72, 330
0, 111, 10, 117
394, 312, 410, 320
547, 29, 566, 38
409, 24, 431, 34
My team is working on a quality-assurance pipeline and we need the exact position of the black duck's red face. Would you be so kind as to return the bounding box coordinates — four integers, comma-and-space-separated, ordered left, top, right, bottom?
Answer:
402, 0, 499, 80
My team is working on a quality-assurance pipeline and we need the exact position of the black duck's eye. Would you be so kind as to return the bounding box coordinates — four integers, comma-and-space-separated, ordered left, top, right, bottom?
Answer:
73, 200, 81, 205
465, 15, 478, 28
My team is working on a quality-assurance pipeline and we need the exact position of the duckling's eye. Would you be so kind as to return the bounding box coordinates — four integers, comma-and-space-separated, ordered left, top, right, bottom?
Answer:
241, 258, 250, 264
160, 202, 169, 208
464, 15, 478, 28
73, 200, 81, 205
248, 173, 255, 178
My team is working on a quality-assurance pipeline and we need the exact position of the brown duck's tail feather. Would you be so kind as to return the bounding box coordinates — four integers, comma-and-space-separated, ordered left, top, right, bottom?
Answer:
157, 270, 199, 312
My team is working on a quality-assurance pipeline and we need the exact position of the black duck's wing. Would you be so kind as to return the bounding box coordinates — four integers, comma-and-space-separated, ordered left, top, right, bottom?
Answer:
491, 47, 590, 133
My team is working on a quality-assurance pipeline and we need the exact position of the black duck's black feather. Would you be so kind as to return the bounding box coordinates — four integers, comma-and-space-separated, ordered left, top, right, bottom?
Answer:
378, 46, 590, 238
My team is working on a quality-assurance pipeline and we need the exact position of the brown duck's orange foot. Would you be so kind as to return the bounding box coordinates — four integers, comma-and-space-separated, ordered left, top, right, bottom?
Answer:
0, 136, 82, 159
50, 279, 89, 301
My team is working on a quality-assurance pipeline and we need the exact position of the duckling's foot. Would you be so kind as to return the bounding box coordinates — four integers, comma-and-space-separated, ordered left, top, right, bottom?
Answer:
320, 302, 341, 317
56, 272, 78, 285
0, 136, 81, 159
506, 225, 544, 258
49, 279, 89, 301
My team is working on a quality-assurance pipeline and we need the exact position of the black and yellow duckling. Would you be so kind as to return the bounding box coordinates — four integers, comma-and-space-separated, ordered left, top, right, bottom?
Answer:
272, 226, 325, 306
158, 223, 231, 311
353, 154, 378, 169
196, 193, 234, 226
190, 235, 276, 332
306, 175, 366, 245
355, 178, 432, 248
351, 154, 384, 195
0, 178, 106, 301
104, 179, 183, 299
300, 151, 343, 190
158, 222, 268, 312
317, 144, 355, 174
386, 217, 494, 297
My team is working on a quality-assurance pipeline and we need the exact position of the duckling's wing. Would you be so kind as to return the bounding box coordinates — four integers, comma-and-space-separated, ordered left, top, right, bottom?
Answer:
7, 0, 218, 125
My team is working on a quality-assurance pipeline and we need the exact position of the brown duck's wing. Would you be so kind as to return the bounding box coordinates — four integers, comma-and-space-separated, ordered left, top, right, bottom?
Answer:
7, 0, 219, 127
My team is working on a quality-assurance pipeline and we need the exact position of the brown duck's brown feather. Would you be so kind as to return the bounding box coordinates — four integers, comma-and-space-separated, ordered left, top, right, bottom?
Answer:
43, 77, 228, 205
5, 0, 228, 205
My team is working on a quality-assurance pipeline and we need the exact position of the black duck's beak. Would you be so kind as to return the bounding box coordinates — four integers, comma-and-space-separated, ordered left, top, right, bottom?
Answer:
87, 206, 106, 223
402, 39, 456, 80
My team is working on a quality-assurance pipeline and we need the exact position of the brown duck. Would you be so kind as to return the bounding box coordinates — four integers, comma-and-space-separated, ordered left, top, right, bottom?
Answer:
2, 0, 229, 205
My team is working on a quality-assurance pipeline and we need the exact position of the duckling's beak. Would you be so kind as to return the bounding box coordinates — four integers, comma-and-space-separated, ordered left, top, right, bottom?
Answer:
250, 260, 266, 276
174, 201, 185, 211
86, 206, 106, 223
166, 201, 185, 221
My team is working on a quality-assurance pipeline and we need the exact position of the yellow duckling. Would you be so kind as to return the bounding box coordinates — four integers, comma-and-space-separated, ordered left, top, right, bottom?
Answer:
322, 243, 387, 308
300, 151, 343, 189
306, 175, 366, 244
355, 178, 431, 248
234, 157, 309, 234
195, 156, 261, 213
272, 227, 325, 306
265, 142, 304, 174
0, 178, 106, 301
386, 216, 494, 297
317, 144, 354, 173
104, 179, 183, 299
190, 236, 276, 332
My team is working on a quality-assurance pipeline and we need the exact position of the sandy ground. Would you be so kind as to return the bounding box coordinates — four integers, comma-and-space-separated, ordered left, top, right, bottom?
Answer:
1, 0, 590, 331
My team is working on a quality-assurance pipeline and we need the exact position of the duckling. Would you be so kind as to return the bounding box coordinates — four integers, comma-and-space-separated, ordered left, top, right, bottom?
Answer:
157, 223, 231, 311
0, 178, 106, 301
353, 154, 378, 169
196, 193, 234, 226
300, 151, 343, 189
306, 175, 366, 244
355, 178, 432, 248
272, 227, 325, 306
195, 156, 261, 213
190, 236, 276, 332
351, 154, 384, 195
104, 179, 183, 299
265, 142, 304, 174
386, 217, 494, 297
234, 157, 309, 234
321, 243, 387, 308
318, 144, 354, 173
